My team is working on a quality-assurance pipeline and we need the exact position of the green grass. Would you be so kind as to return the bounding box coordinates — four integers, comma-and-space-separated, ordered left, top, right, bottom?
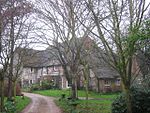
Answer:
33, 89, 119, 113
77, 90, 118, 99
33, 89, 69, 97
16, 96, 31, 113
4, 96, 31, 113
56, 99, 113, 113
33, 89, 118, 99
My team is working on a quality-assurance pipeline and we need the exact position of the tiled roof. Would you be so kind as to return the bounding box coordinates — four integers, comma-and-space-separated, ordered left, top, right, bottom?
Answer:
15, 48, 60, 67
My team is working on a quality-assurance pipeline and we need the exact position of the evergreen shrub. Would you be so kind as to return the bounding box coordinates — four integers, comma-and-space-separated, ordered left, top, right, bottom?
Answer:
112, 86, 150, 113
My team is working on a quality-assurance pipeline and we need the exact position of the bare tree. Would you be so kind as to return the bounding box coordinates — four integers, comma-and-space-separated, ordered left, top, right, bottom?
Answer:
35, 0, 93, 99
6, 0, 33, 100
85, 0, 149, 113
0, 0, 33, 110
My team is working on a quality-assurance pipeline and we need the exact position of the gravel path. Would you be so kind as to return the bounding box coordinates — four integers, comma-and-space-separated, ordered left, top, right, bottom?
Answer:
20, 93, 62, 113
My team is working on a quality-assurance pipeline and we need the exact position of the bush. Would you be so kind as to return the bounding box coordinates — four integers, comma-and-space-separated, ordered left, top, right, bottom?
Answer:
111, 93, 126, 113
30, 84, 41, 91
30, 80, 55, 91
41, 80, 53, 90
112, 87, 150, 113
4, 100, 16, 113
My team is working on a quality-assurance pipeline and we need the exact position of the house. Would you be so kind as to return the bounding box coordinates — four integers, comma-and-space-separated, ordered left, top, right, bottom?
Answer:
15, 48, 68, 89
74, 37, 121, 93
91, 53, 121, 93
93, 67, 120, 92
16, 35, 147, 93
79, 55, 121, 93
15, 37, 122, 92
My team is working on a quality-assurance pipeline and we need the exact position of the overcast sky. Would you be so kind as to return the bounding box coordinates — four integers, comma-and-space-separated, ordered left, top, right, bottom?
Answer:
30, 0, 150, 50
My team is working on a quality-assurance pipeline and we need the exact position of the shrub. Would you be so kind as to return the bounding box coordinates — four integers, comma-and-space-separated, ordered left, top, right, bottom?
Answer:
132, 87, 150, 113
41, 80, 52, 90
142, 74, 150, 89
112, 87, 150, 113
30, 84, 41, 91
111, 93, 126, 113
30, 80, 55, 91
4, 100, 16, 113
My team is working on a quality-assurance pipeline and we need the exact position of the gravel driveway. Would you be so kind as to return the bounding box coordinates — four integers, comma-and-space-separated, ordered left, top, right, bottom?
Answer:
20, 93, 62, 113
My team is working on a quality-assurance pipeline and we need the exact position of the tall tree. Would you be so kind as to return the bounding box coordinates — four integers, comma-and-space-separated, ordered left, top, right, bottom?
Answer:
137, 19, 150, 78
0, 0, 33, 110
6, 0, 32, 100
85, 0, 149, 113
35, 0, 92, 99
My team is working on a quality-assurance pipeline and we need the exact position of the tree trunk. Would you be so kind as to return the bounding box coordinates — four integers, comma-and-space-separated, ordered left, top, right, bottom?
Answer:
0, 79, 4, 112
7, 1, 15, 101
13, 80, 17, 101
85, 78, 89, 109
8, 78, 13, 100
85, 69, 89, 101
124, 86, 132, 113
75, 78, 78, 99
97, 79, 100, 93
85, 80, 89, 100
0, 4, 4, 112
71, 77, 77, 99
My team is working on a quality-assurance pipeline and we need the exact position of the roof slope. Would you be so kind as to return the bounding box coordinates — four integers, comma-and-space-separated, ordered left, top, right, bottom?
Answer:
15, 48, 57, 67
15, 36, 119, 79
80, 37, 119, 79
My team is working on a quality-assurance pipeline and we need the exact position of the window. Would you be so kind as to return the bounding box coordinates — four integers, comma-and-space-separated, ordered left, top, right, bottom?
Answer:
30, 80, 32, 84
54, 66, 59, 71
31, 68, 33, 72
138, 78, 142, 84
116, 78, 121, 86
104, 80, 111, 86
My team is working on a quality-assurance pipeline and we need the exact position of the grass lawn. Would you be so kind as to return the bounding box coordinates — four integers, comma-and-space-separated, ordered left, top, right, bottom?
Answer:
33, 89, 119, 113
16, 96, 31, 113
4, 96, 31, 113
33, 89, 69, 97
56, 99, 113, 113
33, 89, 118, 99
